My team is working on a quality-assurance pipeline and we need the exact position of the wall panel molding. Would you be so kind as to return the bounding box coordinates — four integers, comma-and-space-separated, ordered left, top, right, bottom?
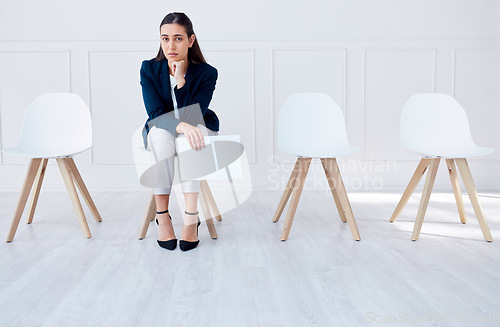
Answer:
0, 40, 499, 190
363, 48, 436, 162
452, 49, 500, 162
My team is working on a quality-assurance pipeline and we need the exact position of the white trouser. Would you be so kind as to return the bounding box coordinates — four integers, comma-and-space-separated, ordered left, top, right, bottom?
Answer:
146, 124, 218, 195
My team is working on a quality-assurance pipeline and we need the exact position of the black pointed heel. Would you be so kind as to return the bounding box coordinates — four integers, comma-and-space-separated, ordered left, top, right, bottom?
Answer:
179, 211, 201, 252
156, 209, 177, 250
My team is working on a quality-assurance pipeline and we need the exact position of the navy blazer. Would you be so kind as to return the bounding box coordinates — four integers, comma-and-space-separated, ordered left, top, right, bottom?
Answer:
140, 58, 219, 149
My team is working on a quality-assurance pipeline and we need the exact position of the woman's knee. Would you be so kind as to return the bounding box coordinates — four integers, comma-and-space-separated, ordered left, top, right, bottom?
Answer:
147, 127, 176, 153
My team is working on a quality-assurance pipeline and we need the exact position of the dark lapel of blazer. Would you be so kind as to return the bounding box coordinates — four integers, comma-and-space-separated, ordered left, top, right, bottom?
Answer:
159, 60, 195, 103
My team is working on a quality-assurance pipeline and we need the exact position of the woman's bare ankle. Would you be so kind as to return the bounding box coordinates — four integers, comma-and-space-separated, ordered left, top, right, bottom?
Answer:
157, 212, 171, 224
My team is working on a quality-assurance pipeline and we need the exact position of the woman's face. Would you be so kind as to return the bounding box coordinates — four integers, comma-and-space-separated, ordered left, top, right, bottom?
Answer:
160, 23, 195, 62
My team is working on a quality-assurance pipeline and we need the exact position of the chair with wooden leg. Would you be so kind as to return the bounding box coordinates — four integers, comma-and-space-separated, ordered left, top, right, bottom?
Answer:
2, 93, 102, 242
132, 126, 221, 240
389, 93, 494, 241
272, 92, 361, 241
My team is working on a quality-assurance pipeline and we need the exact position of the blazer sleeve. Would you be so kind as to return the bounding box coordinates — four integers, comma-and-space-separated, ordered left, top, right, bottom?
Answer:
140, 61, 181, 136
174, 66, 218, 128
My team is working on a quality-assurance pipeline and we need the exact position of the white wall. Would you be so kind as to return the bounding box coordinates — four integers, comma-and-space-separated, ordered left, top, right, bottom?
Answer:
1, 0, 499, 192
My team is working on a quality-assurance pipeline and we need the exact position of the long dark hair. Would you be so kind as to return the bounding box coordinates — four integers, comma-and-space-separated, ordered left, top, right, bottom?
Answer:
155, 12, 206, 64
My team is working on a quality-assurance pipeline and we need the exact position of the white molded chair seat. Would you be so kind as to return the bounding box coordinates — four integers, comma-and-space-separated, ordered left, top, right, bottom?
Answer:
273, 92, 361, 241
401, 93, 494, 158
391, 93, 494, 242
278, 92, 360, 158
2, 93, 102, 242
3, 93, 92, 158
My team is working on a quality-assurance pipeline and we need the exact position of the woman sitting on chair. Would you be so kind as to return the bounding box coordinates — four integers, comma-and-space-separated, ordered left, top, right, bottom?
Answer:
140, 12, 219, 251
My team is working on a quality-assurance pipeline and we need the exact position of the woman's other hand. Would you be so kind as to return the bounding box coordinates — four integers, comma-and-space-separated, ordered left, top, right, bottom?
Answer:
176, 122, 205, 151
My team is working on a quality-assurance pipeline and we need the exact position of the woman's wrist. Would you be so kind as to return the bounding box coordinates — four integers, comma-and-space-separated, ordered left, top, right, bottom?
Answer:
176, 122, 186, 133
176, 76, 186, 89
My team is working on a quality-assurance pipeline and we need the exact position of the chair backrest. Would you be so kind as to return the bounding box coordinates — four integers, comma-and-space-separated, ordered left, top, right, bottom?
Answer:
17, 93, 92, 157
277, 92, 358, 157
401, 93, 480, 156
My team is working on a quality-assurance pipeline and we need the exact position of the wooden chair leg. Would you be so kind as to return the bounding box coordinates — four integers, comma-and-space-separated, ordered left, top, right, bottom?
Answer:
199, 184, 212, 222
6, 158, 42, 242
65, 158, 102, 222
324, 158, 361, 241
320, 158, 347, 223
200, 180, 222, 221
412, 158, 440, 241
390, 158, 431, 222
26, 158, 48, 224
273, 159, 301, 222
445, 159, 466, 224
199, 189, 218, 239
139, 191, 156, 239
56, 158, 92, 238
280, 157, 311, 241
455, 158, 492, 242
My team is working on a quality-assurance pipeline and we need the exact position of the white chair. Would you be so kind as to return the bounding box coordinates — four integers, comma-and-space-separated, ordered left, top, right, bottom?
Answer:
273, 92, 361, 241
390, 93, 494, 242
2, 93, 102, 242
131, 126, 220, 240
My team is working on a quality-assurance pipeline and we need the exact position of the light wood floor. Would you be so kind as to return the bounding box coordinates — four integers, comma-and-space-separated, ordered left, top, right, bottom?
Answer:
0, 190, 499, 327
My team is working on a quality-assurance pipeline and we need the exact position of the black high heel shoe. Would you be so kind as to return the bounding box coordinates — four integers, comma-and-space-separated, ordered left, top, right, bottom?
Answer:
156, 209, 177, 250
179, 211, 201, 252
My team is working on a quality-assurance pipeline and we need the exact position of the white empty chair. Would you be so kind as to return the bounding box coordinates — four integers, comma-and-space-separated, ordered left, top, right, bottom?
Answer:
2, 93, 102, 242
390, 93, 494, 241
273, 92, 361, 241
